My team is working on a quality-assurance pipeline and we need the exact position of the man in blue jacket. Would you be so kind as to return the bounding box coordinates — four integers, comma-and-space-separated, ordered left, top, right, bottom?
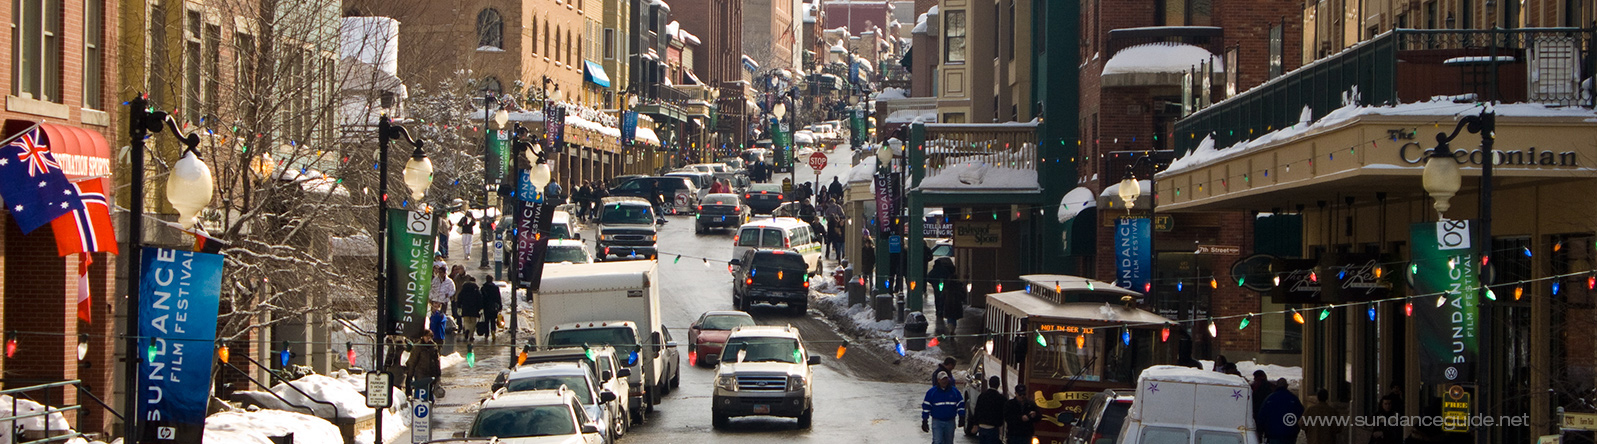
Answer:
922, 371, 965, 444
1258, 378, 1305, 444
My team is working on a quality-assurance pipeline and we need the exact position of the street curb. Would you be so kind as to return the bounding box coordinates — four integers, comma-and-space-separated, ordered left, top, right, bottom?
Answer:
809, 287, 942, 379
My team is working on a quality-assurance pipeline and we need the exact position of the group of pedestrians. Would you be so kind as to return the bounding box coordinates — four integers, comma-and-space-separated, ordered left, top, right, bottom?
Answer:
921, 364, 1040, 444
570, 181, 610, 221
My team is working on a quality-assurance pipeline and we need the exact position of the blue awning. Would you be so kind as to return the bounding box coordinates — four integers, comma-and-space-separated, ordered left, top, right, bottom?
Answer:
583, 61, 612, 88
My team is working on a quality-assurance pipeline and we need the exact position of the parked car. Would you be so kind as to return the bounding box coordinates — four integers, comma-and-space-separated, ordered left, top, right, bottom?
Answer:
688, 310, 756, 366
545, 239, 593, 264
730, 249, 812, 314
607, 175, 646, 189
594, 197, 661, 261
1067, 390, 1135, 444
742, 184, 786, 214
665, 171, 715, 202
497, 361, 619, 444
711, 325, 819, 429
467, 389, 605, 443
695, 194, 751, 234
549, 211, 579, 240
609, 176, 700, 215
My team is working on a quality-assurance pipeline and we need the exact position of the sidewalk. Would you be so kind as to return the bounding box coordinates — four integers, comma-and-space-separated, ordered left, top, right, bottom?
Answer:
811, 257, 986, 373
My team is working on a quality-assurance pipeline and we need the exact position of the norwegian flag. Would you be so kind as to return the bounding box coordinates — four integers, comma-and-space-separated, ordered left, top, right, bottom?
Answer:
0, 127, 83, 233
51, 177, 118, 256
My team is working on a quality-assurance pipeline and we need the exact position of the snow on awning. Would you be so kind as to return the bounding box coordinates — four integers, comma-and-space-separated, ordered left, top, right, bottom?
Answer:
683, 69, 702, 85
742, 55, 760, 73
583, 61, 612, 88
635, 126, 661, 146
917, 162, 1040, 193
1098, 180, 1152, 210
1102, 42, 1222, 75
1057, 186, 1098, 223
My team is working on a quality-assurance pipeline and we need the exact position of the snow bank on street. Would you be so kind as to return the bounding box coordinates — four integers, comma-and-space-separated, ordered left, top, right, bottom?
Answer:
204, 409, 344, 444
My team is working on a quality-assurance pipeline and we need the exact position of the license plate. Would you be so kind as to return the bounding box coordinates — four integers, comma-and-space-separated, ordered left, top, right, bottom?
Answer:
717, 216, 726, 221
753, 405, 770, 414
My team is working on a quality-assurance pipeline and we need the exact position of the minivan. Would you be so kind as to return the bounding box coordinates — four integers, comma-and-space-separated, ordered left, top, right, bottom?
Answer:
733, 218, 822, 273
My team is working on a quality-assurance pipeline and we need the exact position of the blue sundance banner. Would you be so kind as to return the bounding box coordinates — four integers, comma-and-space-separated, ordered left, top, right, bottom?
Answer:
1115, 217, 1152, 291
137, 247, 223, 443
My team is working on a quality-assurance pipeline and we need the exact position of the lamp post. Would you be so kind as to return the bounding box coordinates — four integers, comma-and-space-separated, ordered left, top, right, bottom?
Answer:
374, 115, 429, 441
122, 95, 214, 442
506, 123, 552, 367
1421, 108, 1495, 444
874, 137, 905, 320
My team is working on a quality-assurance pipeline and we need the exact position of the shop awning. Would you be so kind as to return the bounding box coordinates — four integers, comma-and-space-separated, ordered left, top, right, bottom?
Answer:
3, 120, 112, 179
1057, 186, 1097, 223
584, 61, 612, 88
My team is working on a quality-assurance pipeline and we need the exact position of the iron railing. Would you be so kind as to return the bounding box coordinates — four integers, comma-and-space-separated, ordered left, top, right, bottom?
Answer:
0, 380, 83, 444
1174, 27, 1595, 153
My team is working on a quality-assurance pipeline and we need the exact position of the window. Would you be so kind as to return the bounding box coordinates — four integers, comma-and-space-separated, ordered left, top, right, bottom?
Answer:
482, 77, 502, 95
555, 27, 562, 62
604, 28, 616, 59
477, 8, 503, 49
543, 20, 549, 56
185, 10, 202, 124
234, 33, 257, 96
83, 0, 104, 108
943, 10, 966, 64
12, 0, 64, 102
1268, 24, 1283, 79
148, 3, 168, 106
531, 19, 538, 55
204, 24, 220, 120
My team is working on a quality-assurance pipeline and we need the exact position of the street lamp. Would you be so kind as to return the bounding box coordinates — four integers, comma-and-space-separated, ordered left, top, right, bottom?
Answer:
1117, 173, 1141, 212
122, 94, 215, 442
374, 115, 426, 441
1421, 143, 1462, 216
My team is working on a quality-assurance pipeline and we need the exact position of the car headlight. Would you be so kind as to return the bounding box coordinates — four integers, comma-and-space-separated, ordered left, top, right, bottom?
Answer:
787, 375, 805, 391
715, 375, 738, 392
600, 234, 618, 241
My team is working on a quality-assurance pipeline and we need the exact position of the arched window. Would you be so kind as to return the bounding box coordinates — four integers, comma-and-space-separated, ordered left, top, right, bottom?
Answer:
542, 20, 550, 56
476, 8, 503, 49
555, 27, 562, 62
530, 19, 538, 54
482, 77, 503, 95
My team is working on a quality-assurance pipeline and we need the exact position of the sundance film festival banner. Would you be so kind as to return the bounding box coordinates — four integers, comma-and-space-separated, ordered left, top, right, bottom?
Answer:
1410, 220, 1479, 385
1115, 217, 1152, 291
136, 247, 222, 443
388, 209, 436, 337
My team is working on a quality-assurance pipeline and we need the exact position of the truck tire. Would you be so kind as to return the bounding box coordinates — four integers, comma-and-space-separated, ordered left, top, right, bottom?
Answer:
797, 408, 812, 429
712, 411, 729, 429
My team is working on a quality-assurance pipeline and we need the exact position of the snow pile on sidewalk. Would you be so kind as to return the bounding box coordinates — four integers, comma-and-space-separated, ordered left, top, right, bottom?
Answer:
1199, 359, 1304, 393
811, 289, 947, 372
270, 374, 375, 419
0, 395, 72, 443
205, 409, 344, 444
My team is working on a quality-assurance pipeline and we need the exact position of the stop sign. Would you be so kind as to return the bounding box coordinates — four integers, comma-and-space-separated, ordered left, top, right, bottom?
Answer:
808, 152, 829, 172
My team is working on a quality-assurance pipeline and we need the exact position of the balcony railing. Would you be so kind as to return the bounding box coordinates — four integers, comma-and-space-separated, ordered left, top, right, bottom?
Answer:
920, 121, 1040, 170
1174, 27, 1595, 153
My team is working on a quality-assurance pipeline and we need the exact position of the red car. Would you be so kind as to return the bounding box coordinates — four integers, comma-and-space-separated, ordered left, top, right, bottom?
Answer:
688, 310, 755, 367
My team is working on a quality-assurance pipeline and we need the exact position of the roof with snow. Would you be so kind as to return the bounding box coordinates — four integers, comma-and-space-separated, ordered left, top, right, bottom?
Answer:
538, 260, 655, 294
1102, 42, 1222, 75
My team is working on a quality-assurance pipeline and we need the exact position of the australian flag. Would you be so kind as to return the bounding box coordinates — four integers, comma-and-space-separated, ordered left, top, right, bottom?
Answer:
0, 127, 83, 234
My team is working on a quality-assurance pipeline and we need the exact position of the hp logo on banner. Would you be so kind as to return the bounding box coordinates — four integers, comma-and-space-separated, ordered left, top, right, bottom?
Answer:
1436, 220, 1471, 250
157, 426, 177, 439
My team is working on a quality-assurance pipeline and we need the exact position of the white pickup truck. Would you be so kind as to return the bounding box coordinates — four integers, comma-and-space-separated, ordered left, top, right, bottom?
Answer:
535, 261, 680, 424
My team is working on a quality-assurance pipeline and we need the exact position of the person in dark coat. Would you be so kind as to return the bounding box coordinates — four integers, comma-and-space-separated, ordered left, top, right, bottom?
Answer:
926, 257, 956, 324
972, 376, 1006, 444
405, 330, 442, 399
938, 278, 967, 331
480, 275, 503, 342
1258, 378, 1304, 444
1368, 395, 1403, 444
455, 279, 484, 344
1004, 383, 1042, 444
1251, 370, 1273, 440
827, 177, 843, 202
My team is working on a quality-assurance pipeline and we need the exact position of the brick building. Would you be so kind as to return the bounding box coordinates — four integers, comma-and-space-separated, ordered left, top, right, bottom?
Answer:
0, 0, 120, 435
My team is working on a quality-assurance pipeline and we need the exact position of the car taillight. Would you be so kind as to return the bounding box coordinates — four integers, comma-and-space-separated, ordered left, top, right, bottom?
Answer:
733, 234, 740, 243
803, 281, 810, 288
785, 238, 791, 248
698, 205, 703, 212
761, 191, 768, 194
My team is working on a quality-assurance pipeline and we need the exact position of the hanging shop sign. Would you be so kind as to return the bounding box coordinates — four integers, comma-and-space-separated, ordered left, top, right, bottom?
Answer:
137, 247, 223, 443
954, 220, 1002, 249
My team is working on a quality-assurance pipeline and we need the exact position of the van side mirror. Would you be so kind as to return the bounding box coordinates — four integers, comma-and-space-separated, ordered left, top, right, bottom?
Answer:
600, 391, 618, 403
581, 423, 600, 434
616, 368, 632, 378
807, 356, 820, 365
601, 370, 614, 381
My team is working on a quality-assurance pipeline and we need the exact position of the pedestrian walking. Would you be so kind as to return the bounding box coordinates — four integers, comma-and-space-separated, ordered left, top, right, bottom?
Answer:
545, 180, 565, 205
436, 216, 453, 258
938, 278, 967, 331
480, 275, 503, 341
405, 330, 441, 399
826, 219, 845, 260
972, 376, 1006, 444
828, 177, 843, 202
1303, 388, 1343, 444
429, 262, 456, 318
456, 278, 483, 343
1004, 384, 1041, 444
922, 371, 965, 444
458, 212, 477, 260
1368, 395, 1403, 444
1258, 378, 1304, 444
1251, 370, 1272, 440
930, 357, 957, 386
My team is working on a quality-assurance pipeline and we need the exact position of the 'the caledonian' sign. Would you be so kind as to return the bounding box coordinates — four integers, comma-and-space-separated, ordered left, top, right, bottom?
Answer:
1399, 143, 1579, 167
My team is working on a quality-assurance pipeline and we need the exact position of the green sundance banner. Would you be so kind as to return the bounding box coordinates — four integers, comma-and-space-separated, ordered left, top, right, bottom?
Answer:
486, 128, 509, 186
388, 209, 437, 337
1410, 220, 1478, 385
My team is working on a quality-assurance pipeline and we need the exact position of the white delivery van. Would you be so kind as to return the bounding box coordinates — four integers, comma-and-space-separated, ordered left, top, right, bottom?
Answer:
1117, 365, 1258, 444
733, 218, 823, 273
535, 261, 680, 423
